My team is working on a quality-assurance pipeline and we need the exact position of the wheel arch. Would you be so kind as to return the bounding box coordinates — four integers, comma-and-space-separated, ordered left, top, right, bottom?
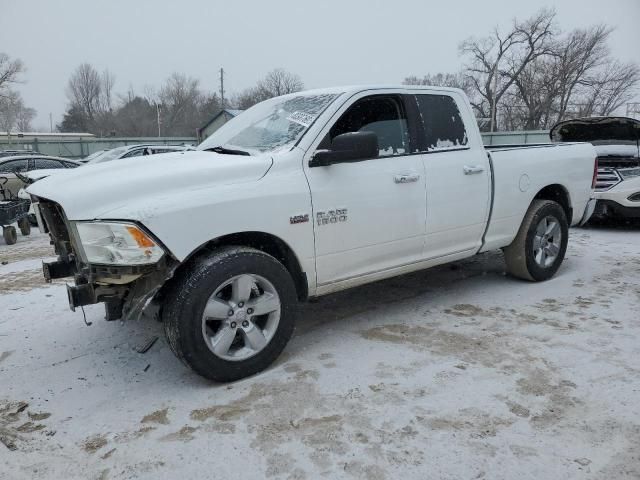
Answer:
178, 231, 309, 301
533, 184, 572, 223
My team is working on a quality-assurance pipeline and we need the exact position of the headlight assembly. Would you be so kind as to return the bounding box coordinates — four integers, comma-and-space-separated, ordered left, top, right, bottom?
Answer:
618, 167, 640, 180
73, 222, 164, 265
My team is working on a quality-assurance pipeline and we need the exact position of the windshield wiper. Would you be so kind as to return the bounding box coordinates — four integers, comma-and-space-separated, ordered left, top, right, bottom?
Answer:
207, 145, 251, 156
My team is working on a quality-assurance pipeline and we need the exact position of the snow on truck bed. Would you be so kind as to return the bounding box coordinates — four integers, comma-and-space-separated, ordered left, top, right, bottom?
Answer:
1, 226, 639, 479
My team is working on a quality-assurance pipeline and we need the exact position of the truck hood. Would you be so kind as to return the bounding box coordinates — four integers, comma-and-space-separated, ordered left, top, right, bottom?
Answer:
27, 150, 273, 220
550, 117, 640, 147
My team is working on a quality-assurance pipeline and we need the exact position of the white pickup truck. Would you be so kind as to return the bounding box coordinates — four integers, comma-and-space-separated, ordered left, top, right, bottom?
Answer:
28, 86, 596, 381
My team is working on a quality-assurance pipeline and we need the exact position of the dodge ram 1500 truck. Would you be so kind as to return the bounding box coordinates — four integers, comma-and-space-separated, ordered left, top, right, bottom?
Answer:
28, 86, 597, 381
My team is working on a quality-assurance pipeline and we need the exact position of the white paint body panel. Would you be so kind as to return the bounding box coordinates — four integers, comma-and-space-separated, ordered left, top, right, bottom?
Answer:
27, 85, 596, 298
593, 175, 640, 208
481, 142, 596, 252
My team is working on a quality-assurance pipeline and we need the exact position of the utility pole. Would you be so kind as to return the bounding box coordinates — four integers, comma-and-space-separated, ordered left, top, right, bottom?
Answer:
156, 103, 161, 137
219, 67, 225, 109
49, 113, 53, 133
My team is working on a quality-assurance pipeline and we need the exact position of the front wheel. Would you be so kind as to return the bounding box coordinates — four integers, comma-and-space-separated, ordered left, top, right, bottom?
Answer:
163, 246, 297, 382
503, 199, 568, 281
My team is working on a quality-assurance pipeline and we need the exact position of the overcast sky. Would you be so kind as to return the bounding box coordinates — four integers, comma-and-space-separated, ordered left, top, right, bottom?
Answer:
2, 0, 639, 129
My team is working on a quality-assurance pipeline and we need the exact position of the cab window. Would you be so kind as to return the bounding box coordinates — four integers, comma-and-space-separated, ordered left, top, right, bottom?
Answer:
323, 95, 411, 157
415, 94, 468, 151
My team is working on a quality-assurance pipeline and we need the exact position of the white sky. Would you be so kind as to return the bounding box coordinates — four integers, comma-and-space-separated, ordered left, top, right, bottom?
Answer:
2, 0, 639, 129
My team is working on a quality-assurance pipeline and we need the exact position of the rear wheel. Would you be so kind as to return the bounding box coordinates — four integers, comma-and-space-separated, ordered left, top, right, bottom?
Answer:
163, 246, 297, 382
503, 200, 568, 281
3, 226, 17, 245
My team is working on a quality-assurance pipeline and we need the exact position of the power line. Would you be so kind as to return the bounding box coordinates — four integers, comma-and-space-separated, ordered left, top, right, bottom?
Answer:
219, 68, 225, 108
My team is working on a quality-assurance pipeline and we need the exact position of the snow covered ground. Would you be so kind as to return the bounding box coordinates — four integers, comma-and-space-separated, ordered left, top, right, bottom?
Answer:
1, 225, 639, 480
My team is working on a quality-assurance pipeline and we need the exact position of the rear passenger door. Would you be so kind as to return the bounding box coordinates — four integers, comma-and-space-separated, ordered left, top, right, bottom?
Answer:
413, 93, 491, 258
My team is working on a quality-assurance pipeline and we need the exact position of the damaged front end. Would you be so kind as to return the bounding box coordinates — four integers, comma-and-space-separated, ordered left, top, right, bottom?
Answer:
35, 197, 177, 321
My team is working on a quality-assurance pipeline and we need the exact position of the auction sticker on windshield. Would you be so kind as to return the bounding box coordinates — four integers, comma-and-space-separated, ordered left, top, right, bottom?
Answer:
287, 111, 316, 127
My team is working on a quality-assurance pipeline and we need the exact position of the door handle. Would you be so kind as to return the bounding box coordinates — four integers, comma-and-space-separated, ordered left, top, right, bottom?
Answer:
463, 165, 485, 175
394, 173, 420, 184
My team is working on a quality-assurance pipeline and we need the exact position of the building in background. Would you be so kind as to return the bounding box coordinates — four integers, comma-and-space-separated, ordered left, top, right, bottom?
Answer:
197, 109, 243, 143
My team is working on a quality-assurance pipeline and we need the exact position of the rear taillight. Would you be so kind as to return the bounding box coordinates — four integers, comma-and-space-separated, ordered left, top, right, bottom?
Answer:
592, 157, 598, 189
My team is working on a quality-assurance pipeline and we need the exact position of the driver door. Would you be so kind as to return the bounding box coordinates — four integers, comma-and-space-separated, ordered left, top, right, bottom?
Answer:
304, 93, 426, 287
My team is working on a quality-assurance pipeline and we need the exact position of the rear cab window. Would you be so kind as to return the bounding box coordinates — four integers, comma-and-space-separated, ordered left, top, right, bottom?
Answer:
414, 94, 468, 152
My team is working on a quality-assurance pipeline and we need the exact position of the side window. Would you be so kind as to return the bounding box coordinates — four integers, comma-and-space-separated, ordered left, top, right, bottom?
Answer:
0, 159, 28, 173
326, 95, 410, 157
34, 158, 63, 169
63, 161, 79, 168
415, 94, 468, 151
122, 148, 144, 158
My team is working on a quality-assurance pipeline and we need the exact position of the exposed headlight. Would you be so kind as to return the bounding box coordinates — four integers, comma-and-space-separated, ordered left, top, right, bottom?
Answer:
73, 222, 164, 265
618, 167, 640, 179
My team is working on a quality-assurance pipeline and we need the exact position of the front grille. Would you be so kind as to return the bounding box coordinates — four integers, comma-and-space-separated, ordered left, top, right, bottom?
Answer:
595, 167, 622, 191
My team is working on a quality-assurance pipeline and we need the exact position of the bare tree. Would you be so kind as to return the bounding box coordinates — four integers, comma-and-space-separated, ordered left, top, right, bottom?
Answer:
460, 8, 556, 130
15, 105, 36, 131
581, 60, 640, 116
458, 10, 639, 131
233, 69, 304, 109
259, 68, 304, 97
403, 72, 475, 97
232, 86, 268, 110
158, 73, 203, 136
0, 90, 34, 132
0, 53, 25, 99
66, 63, 102, 123
100, 69, 116, 112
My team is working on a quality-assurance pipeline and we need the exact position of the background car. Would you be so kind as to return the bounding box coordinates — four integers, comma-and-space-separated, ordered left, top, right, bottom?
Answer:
0, 155, 80, 199
0, 150, 40, 158
79, 149, 108, 163
88, 144, 193, 164
550, 116, 640, 221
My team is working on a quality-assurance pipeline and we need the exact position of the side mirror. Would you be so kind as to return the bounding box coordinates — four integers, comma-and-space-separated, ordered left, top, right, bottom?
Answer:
309, 131, 378, 167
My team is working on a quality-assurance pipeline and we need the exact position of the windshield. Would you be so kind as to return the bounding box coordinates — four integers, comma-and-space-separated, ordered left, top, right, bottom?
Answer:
198, 93, 340, 154
89, 146, 130, 164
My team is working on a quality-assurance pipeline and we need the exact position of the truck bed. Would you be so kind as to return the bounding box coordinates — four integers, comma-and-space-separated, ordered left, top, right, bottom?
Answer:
480, 142, 595, 252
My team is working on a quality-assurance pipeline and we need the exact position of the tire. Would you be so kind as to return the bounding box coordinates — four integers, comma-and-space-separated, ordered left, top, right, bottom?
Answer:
503, 200, 568, 281
18, 217, 31, 236
163, 246, 297, 382
3, 226, 17, 245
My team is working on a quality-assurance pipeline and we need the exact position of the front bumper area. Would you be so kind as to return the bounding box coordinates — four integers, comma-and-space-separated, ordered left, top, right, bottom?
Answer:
593, 199, 640, 219
36, 198, 174, 321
